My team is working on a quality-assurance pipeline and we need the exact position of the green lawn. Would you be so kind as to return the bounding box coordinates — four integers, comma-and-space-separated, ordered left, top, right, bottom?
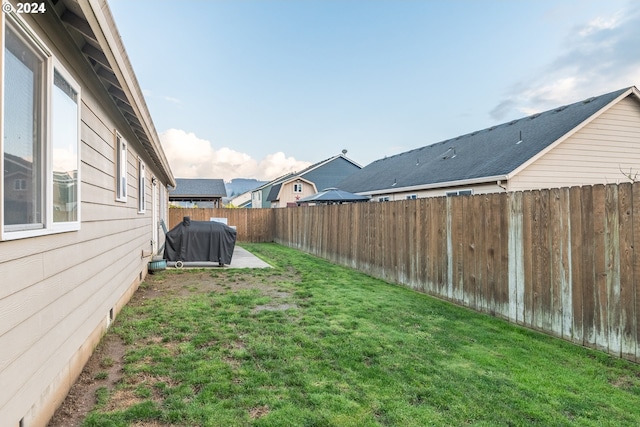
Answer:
84, 243, 640, 426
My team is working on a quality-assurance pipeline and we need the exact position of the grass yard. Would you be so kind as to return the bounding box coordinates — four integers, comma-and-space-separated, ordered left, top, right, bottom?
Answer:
80, 243, 640, 426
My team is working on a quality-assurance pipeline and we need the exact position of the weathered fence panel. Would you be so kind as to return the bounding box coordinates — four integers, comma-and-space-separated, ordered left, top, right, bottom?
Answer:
269, 182, 640, 361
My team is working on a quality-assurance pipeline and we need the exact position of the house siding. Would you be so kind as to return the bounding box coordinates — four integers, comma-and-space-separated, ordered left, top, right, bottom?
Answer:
368, 182, 505, 201
272, 180, 317, 207
0, 8, 170, 427
510, 95, 640, 191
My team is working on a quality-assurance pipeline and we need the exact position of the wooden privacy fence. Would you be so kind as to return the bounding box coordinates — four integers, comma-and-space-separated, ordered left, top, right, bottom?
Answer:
273, 183, 640, 362
168, 208, 275, 243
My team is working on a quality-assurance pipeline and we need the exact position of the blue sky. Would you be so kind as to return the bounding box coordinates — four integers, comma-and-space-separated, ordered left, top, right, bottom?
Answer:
109, 0, 639, 181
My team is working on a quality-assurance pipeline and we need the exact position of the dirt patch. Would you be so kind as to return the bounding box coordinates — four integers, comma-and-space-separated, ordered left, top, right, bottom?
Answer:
253, 303, 298, 313
249, 405, 270, 419
47, 333, 126, 427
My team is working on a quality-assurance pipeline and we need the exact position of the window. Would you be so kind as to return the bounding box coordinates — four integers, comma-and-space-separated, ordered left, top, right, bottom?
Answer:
115, 133, 127, 201
406, 194, 417, 200
293, 183, 303, 193
52, 69, 79, 223
445, 189, 473, 197
2, 15, 81, 239
14, 179, 26, 191
378, 196, 390, 202
138, 159, 146, 213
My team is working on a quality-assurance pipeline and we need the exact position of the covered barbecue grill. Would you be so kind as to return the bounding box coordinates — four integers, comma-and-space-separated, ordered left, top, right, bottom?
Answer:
164, 216, 237, 266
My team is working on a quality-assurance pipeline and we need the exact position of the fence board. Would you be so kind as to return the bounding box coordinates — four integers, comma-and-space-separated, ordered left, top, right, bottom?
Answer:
592, 185, 608, 350
474, 195, 487, 314
570, 186, 585, 345
634, 183, 640, 362
436, 197, 449, 295
539, 189, 552, 332
618, 183, 635, 360
508, 192, 524, 323
559, 188, 572, 340
549, 188, 562, 337
485, 195, 497, 315
606, 184, 621, 356
462, 196, 474, 307
450, 196, 464, 302
497, 193, 509, 318
522, 191, 534, 328
581, 186, 597, 348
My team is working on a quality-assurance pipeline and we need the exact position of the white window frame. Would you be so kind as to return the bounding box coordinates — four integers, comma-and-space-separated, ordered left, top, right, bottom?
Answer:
406, 194, 417, 200
138, 158, 146, 213
1, 14, 82, 241
293, 183, 303, 193
115, 132, 127, 202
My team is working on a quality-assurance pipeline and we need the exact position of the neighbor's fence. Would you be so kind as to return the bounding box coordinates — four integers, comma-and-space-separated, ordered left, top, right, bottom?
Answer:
273, 183, 640, 362
168, 208, 275, 243
167, 184, 640, 361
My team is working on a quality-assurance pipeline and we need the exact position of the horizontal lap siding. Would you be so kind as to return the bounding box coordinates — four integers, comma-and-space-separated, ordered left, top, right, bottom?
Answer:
0, 70, 159, 425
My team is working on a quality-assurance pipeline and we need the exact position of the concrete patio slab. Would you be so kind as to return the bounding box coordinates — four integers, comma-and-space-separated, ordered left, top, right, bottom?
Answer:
165, 246, 271, 269
227, 246, 272, 269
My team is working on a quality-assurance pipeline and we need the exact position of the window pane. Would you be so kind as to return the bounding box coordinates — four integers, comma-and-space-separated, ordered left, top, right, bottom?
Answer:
3, 25, 44, 228
116, 135, 127, 200
52, 70, 79, 222
138, 160, 145, 212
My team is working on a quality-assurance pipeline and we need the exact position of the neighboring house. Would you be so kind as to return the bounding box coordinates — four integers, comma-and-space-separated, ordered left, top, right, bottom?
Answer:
339, 87, 640, 200
251, 172, 295, 209
169, 178, 227, 208
0, 2, 175, 426
251, 153, 362, 208
229, 190, 254, 208
267, 176, 317, 208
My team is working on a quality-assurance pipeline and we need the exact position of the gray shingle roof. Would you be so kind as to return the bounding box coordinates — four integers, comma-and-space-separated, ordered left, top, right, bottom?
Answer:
339, 87, 632, 194
266, 183, 282, 202
170, 178, 227, 197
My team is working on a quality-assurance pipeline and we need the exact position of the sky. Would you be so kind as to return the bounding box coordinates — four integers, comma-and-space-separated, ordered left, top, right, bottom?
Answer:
108, 0, 640, 182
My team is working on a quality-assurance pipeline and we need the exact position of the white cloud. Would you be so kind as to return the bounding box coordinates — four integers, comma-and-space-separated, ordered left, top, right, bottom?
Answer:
491, 4, 640, 121
159, 128, 311, 181
578, 13, 623, 37
162, 96, 182, 106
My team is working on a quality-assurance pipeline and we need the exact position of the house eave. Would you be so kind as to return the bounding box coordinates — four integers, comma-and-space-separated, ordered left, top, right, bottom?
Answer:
63, 0, 176, 187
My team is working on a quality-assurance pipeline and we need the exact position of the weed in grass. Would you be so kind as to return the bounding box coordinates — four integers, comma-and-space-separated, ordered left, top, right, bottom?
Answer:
99, 357, 114, 369
94, 371, 108, 381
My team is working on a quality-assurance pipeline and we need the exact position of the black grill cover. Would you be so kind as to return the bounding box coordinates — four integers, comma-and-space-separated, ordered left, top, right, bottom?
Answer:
164, 217, 237, 264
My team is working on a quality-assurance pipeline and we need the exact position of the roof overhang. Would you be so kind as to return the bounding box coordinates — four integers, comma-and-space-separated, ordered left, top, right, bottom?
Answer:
355, 175, 509, 196
49, 0, 175, 187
